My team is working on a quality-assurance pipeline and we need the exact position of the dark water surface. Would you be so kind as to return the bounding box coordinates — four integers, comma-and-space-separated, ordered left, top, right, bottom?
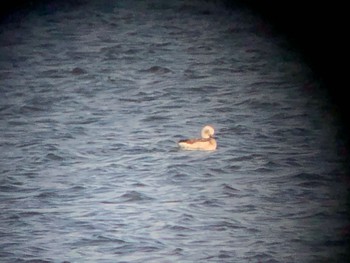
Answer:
1, 0, 349, 262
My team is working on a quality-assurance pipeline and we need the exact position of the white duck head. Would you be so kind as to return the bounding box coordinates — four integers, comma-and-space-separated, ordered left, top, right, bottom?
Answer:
201, 125, 215, 139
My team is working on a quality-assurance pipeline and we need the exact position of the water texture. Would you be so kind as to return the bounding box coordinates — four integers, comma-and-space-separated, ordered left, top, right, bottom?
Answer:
0, 0, 349, 262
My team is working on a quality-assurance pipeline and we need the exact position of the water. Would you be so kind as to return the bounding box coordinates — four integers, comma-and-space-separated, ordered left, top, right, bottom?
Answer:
0, 0, 349, 262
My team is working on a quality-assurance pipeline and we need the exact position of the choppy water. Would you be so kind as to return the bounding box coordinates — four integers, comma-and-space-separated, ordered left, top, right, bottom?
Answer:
0, 0, 349, 262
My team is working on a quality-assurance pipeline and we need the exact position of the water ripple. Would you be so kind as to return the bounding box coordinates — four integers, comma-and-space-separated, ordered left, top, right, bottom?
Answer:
0, 0, 348, 262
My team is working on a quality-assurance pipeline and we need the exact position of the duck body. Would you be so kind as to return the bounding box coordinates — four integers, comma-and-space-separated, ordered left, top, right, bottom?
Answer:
178, 137, 217, 151
178, 125, 217, 151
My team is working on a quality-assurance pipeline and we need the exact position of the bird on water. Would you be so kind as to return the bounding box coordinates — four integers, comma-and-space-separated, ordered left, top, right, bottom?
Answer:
178, 125, 217, 151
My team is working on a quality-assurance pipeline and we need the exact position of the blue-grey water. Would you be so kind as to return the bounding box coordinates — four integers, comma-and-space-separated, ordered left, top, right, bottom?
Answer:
1, 0, 349, 262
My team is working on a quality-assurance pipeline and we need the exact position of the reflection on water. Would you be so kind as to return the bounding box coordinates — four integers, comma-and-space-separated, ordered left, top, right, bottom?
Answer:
0, 0, 349, 262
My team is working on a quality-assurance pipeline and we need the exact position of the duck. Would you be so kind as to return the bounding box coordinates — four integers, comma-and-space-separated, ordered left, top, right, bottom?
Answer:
178, 125, 217, 151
